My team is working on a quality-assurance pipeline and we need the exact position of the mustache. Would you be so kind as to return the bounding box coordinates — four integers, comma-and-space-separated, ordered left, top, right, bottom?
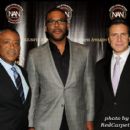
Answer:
8, 50, 19, 55
45, 30, 69, 38
52, 29, 63, 32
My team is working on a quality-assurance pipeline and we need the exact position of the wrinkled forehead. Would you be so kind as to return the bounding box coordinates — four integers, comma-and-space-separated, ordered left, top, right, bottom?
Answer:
109, 24, 129, 33
0, 30, 20, 41
0, 29, 19, 36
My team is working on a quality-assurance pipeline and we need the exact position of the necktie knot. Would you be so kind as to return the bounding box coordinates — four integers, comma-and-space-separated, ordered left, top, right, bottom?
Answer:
11, 67, 18, 79
115, 56, 121, 64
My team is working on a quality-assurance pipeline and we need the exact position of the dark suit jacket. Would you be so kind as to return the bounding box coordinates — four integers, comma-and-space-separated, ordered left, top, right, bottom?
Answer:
94, 53, 130, 130
0, 63, 31, 130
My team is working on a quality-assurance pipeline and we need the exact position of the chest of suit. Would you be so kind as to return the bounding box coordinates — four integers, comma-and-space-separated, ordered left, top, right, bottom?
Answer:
98, 61, 130, 115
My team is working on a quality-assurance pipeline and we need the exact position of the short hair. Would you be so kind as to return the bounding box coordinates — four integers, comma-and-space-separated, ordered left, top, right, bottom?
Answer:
0, 27, 20, 37
106, 18, 130, 37
45, 7, 68, 25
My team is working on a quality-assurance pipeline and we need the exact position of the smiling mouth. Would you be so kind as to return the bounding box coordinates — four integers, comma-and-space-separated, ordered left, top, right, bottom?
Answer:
8, 51, 18, 56
116, 44, 123, 46
53, 29, 62, 33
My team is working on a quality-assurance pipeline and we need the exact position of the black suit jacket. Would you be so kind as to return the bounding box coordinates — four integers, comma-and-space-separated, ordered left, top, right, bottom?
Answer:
0, 63, 31, 130
94, 53, 130, 129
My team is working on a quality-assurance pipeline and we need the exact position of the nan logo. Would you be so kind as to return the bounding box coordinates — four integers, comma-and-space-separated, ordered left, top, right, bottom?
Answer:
5, 4, 23, 24
57, 4, 73, 23
109, 4, 127, 20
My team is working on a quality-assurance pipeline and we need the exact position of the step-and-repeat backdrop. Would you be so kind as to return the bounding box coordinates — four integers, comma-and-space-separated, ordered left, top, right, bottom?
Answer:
0, 0, 129, 80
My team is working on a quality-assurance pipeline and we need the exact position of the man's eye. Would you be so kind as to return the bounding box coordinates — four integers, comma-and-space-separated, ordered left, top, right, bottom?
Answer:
47, 20, 54, 23
3, 40, 10, 44
121, 33, 128, 36
47, 19, 67, 24
3, 40, 20, 45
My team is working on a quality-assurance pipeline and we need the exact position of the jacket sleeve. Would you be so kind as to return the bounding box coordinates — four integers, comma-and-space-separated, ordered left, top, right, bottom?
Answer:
94, 62, 104, 118
26, 51, 39, 127
84, 48, 94, 121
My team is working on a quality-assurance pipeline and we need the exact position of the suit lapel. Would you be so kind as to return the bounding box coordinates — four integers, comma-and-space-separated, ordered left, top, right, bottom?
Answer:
0, 63, 30, 105
104, 55, 115, 97
116, 53, 130, 96
46, 40, 79, 88
0, 63, 20, 96
65, 41, 72, 88
65, 41, 81, 88
105, 53, 130, 98
19, 66, 31, 104
47, 42, 64, 87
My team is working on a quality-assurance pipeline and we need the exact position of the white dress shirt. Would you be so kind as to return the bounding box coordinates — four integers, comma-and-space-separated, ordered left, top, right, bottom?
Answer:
111, 46, 130, 83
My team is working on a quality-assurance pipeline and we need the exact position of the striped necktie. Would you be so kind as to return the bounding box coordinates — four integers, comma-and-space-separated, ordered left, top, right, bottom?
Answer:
11, 67, 25, 104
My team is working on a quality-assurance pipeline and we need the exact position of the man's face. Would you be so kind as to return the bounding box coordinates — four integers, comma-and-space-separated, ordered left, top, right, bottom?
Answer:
108, 23, 130, 55
0, 30, 20, 64
46, 10, 69, 42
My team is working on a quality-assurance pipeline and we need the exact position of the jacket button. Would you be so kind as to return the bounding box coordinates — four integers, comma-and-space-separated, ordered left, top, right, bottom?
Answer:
61, 104, 64, 107
114, 102, 117, 105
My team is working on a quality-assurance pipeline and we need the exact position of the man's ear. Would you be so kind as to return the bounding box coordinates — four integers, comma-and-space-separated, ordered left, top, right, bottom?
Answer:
108, 37, 110, 44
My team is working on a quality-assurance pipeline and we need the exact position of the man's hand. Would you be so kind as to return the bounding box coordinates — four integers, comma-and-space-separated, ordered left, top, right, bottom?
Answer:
86, 121, 94, 130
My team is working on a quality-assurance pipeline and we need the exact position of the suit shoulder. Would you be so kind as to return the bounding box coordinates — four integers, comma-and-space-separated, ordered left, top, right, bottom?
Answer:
17, 64, 26, 72
96, 58, 105, 64
96, 58, 107, 70
96, 58, 105, 65
17, 64, 24, 70
71, 41, 88, 52
71, 41, 87, 48
28, 42, 48, 55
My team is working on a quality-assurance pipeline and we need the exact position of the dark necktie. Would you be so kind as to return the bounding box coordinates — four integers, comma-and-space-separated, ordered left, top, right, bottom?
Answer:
11, 67, 25, 104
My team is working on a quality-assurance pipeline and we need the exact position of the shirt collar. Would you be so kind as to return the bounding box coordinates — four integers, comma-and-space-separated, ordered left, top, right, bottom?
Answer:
49, 39, 69, 54
0, 58, 16, 71
112, 46, 130, 62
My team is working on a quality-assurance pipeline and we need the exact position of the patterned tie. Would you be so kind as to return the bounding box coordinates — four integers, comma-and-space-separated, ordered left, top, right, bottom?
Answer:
11, 67, 25, 104
112, 56, 121, 95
